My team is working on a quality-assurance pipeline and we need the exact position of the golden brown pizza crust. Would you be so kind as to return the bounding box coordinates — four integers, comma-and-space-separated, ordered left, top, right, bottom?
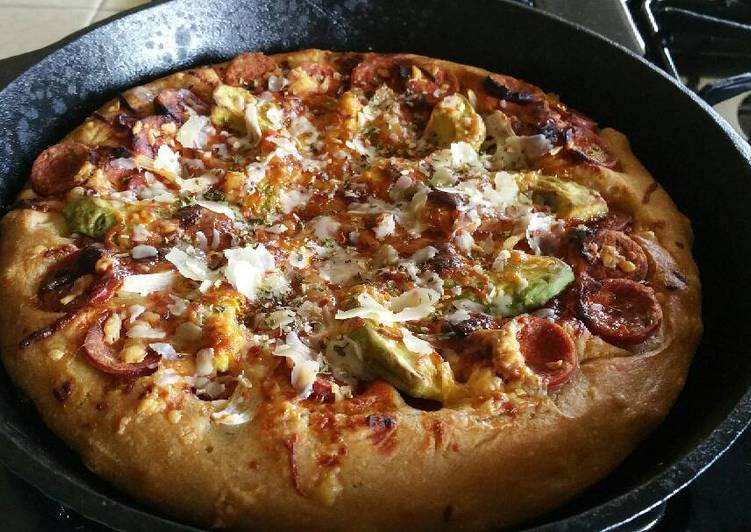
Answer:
0, 50, 701, 531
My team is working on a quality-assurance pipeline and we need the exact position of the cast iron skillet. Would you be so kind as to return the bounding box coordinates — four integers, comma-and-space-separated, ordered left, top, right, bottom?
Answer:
1, 0, 750, 530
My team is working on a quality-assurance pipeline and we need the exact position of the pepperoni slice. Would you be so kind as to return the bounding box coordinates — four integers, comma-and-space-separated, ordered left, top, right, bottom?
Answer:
443, 312, 500, 338
37, 246, 103, 312
88, 146, 138, 183
351, 56, 458, 106
514, 316, 577, 388
565, 127, 617, 168
30, 142, 91, 196
406, 63, 459, 106
420, 190, 463, 236
83, 312, 160, 378
350, 56, 403, 94
289, 63, 342, 97
308, 374, 336, 404
224, 52, 278, 90
569, 229, 648, 282
426, 242, 464, 274
596, 210, 632, 232
484, 75, 541, 104
174, 205, 234, 250
579, 278, 662, 346
131, 115, 175, 158
154, 88, 210, 122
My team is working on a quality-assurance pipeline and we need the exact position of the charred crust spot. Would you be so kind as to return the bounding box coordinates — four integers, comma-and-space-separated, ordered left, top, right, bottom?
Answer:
175, 204, 203, 228
366, 413, 397, 431
19, 314, 73, 348
427, 190, 462, 208
117, 93, 138, 115
567, 227, 596, 260
443, 504, 455, 523
642, 182, 659, 204
10, 198, 60, 213
538, 119, 565, 144
383, 161, 403, 182
138, 385, 155, 400
283, 435, 304, 496
427, 243, 463, 274
484, 75, 537, 104
110, 146, 131, 159
53, 380, 74, 403
444, 313, 496, 337
666, 270, 689, 289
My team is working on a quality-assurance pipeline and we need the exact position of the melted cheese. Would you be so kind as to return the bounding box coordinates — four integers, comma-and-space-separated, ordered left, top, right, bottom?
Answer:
224, 244, 276, 302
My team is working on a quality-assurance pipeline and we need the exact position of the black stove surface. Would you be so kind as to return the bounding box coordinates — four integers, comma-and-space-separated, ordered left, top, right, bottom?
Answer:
1, 1, 750, 530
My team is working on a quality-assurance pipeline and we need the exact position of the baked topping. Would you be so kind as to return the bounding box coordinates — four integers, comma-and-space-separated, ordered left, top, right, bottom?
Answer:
22, 52, 672, 419
568, 229, 648, 281
578, 277, 663, 346
30, 141, 91, 196
513, 315, 576, 388
83, 312, 160, 377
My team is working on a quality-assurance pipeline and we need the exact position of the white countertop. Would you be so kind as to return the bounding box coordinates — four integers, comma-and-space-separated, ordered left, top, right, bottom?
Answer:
0, 0, 147, 60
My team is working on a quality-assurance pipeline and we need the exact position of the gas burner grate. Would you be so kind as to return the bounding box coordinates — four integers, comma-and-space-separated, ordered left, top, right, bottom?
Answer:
629, 0, 751, 95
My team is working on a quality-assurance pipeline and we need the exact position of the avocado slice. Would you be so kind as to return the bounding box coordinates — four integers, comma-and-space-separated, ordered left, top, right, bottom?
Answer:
211, 84, 283, 143
491, 253, 574, 316
326, 324, 445, 400
424, 94, 486, 150
211, 85, 255, 134
63, 197, 119, 240
518, 173, 608, 222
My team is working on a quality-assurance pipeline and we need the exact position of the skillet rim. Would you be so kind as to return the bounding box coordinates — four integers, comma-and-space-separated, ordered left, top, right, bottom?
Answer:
0, 1, 749, 530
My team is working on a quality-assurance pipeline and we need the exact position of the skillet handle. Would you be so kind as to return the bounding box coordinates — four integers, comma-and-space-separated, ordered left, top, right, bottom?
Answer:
697, 73, 751, 106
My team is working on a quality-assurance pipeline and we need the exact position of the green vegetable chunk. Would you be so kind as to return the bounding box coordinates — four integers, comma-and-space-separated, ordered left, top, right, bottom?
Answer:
63, 197, 118, 240
211, 84, 281, 143
211, 85, 255, 134
491, 253, 574, 316
518, 173, 608, 222
327, 324, 445, 401
424, 94, 486, 150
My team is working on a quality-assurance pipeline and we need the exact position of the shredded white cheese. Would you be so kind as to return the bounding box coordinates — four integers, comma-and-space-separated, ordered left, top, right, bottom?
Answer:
400, 328, 435, 355
176, 114, 214, 150
273, 332, 320, 399
223, 244, 276, 302
335, 287, 439, 325
165, 246, 214, 282
131, 244, 158, 259
120, 271, 176, 296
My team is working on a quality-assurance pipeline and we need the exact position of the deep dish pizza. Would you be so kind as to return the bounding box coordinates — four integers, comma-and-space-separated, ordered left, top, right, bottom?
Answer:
0, 49, 701, 530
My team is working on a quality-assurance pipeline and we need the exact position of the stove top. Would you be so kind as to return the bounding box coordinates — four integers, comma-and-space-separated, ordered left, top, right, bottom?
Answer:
1, 1, 750, 530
